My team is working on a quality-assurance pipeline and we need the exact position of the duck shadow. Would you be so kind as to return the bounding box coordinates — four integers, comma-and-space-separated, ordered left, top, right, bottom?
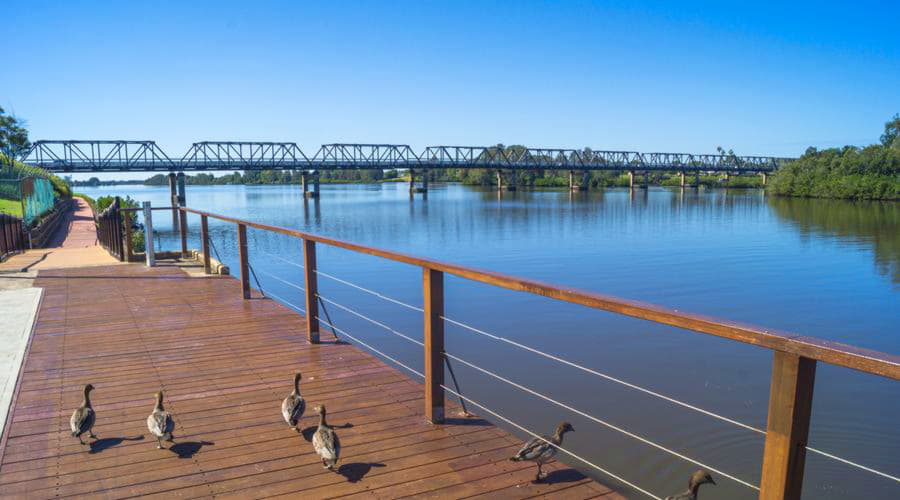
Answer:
169, 440, 214, 458
338, 462, 386, 482
301, 423, 354, 442
89, 435, 144, 454
539, 468, 588, 485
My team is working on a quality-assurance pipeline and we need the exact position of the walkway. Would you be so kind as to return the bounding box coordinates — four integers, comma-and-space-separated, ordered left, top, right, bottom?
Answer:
0, 197, 119, 273
0, 264, 618, 499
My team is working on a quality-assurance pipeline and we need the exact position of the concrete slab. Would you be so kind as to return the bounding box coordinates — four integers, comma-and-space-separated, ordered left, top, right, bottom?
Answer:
0, 287, 42, 439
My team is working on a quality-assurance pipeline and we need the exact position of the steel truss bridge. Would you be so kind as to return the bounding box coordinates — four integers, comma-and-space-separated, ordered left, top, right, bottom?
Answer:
20, 140, 793, 173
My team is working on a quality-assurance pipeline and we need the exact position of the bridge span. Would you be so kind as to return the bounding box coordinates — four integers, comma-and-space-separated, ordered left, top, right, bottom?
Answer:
22, 140, 791, 173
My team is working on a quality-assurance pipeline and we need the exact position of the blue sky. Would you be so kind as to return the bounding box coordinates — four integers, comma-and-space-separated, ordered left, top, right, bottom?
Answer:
4, 1, 899, 179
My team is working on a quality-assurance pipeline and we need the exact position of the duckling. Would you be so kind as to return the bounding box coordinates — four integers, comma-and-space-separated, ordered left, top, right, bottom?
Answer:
665, 470, 716, 500
147, 391, 176, 449
70, 384, 96, 445
281, 372, 306, 432
509, 421, 574, 482
311, 405, 340, 470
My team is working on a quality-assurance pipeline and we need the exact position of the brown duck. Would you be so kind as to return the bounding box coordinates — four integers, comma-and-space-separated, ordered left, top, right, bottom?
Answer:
147, 391, 176, 449
665, 470, 716, 500
70, 384, 96, 445
311, 405, 340, 470
509, 421, 574, 482
281, 372, 306, 432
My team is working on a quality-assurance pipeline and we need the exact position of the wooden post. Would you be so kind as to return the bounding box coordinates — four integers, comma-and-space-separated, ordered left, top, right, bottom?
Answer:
423, 268, 445, 424
237, 223, 250, 299
143, 201, 155, 266
179, 209, 188, 257
168, 173, 178, 230
200, 215, 211, 274
303, 239, 320, 343
759, 351, 816, 500
122, 211, 132, 262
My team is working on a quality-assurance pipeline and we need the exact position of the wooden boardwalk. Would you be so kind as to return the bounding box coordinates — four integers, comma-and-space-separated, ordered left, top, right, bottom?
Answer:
0, 264, 619, 499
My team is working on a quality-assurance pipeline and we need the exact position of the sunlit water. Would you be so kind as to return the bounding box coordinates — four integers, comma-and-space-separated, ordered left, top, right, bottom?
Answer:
78, 183, 899, 499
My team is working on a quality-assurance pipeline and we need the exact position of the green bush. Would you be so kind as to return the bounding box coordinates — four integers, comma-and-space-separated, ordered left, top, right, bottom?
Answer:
768, 145, 900, 200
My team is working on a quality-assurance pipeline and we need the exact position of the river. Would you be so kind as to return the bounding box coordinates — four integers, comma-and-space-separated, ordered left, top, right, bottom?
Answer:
77, 183, 899, 499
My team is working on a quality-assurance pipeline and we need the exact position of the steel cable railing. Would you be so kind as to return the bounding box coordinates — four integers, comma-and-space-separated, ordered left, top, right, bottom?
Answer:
277, 265, 900, 488
178, 207, 900, 498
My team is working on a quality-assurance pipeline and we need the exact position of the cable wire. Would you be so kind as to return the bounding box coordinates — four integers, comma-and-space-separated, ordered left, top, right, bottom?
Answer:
442, 350, 759, 491
255, 248, 305, 270
316, 294, 423, 347
441, 314, 765, 435
257, 267, 306, 292
316, 316, 424, 378
315, 269, 424, 312
438, 384, 662, 500
264, 289, 306, 314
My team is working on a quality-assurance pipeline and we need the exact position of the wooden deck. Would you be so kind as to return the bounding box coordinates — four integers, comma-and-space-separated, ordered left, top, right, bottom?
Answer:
0, 264, 619, 499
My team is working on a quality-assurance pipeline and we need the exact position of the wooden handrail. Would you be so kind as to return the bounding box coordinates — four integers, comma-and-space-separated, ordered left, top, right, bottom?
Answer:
179, 206, 899, 381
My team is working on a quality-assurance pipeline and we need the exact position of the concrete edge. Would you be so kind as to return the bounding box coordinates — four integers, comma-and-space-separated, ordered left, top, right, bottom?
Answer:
0, 286, 44, 465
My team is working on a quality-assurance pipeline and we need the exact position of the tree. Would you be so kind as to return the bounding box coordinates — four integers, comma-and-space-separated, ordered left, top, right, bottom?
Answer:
881, 113, 900, 147
0, 106, 31, 174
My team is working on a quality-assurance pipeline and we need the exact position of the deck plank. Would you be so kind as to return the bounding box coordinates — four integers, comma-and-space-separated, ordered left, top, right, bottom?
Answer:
0, 264, 619, 499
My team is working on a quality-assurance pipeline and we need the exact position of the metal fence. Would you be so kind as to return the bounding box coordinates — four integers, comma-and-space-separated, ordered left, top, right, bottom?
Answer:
0, 175, 57, 226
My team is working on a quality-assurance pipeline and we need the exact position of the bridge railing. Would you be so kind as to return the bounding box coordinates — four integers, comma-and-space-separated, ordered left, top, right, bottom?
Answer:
0, 213, 27, 261
96, 196, 124, 261
20, 140, 793, 172
176, 205, 897, 500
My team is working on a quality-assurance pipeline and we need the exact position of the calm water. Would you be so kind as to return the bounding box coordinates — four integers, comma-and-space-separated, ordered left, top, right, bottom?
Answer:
79, 183, 899, 499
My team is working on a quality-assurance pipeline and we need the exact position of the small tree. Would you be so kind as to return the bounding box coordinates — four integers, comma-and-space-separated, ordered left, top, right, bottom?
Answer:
881, 113, 900, 147
0, 106, 31, 175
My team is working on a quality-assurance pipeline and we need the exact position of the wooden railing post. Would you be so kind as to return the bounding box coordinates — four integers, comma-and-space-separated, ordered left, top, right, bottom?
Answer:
200, 215, 211, 274
179, 209, 188, 257
423, 268, 445, 424
303, 239, 320, 343
237, 223, 250, 299
123, 211, 133, 262
759, 351, 817, 500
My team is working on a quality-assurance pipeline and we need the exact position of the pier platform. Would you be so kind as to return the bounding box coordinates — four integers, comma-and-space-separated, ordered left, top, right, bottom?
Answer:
0, 263, 619, 499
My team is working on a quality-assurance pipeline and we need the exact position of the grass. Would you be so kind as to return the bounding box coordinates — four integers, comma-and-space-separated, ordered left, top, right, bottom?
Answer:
0, 198, 23, 217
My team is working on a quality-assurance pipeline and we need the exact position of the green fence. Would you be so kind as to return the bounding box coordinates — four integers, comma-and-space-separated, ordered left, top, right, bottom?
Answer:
0, 176, 57, 226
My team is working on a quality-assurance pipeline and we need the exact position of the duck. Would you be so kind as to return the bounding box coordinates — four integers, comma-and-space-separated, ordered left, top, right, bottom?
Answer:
147, 391, 176, 449
281, 372, 306, 432
665, 470, 716, 500
311, 405, 340, 470
509, 421, 574, 482
70, 384, 96, 445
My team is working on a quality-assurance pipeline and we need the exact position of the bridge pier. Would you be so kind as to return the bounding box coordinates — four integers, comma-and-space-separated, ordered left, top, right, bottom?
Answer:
628, 170, 634, 189
408, 169, 427, 194
679, 171, 686, 188
569, 171, 589, 191
176, 172, 186, 209
761, 172, 768, 186
496, 170, 516, 191
301, 172, 320, 198
724, 171, 730, 183
167, 173, 178, 229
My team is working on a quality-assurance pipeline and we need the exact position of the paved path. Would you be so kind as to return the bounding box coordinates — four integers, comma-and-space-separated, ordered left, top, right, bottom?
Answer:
0, 197, 119, 273
0, 288, 42, 443
0, 264, 618, 499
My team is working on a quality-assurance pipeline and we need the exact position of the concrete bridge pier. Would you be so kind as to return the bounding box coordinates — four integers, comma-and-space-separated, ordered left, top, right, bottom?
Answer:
301, 171, 320, 198
496, 170, 516, 191
167, 173, 178, 229
409, 169, 427, 194
628, 170, 634, 189
760, 172, 768, 186
569, 171, 589, 191
723, 171, 730, 183
176, 172, 186, 209
679, 171, 686, 188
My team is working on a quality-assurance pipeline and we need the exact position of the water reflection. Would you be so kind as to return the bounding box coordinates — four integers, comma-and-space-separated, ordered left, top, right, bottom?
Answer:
770, 197, 899, 283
